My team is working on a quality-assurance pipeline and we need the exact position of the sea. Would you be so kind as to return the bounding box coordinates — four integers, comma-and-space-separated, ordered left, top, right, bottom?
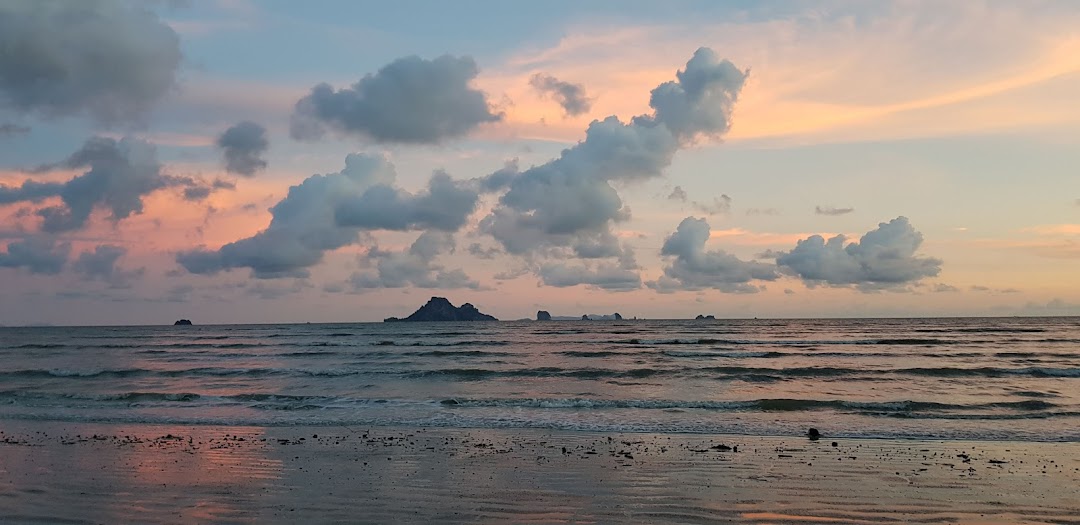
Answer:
1, 317, 1078, 442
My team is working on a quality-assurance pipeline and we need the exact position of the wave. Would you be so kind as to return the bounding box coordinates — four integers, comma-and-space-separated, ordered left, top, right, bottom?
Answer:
623, 337, 967, 346
436, 397, 1063, 413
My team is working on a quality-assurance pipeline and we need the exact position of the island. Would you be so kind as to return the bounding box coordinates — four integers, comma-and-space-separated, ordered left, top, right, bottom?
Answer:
536, 310, 552, 321
384, 297, 498, 322
173, 319, 193, 325
695, 314, 716, 320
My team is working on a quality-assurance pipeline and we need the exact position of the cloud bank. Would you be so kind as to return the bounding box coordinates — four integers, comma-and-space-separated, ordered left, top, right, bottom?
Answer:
0, 237, 70, 275
177, 154, 481, 279
481, 47, 748, 285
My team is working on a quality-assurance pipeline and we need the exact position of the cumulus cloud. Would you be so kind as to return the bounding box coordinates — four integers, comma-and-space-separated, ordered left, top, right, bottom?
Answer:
481, 48, 748, 264
11, 137, 203, 232
647, 217, 778, 293
467, 242, 501, 260
815, 205, 854, 216
335, 171, 480, 232
529, 73, 592, 116
0, 236, 70, 274
0, 123, 30, 138
72, 244, 143, 287
0, 0, 181, 125
217, 121, 268, 176
774, 216, 942, 289
177, 154, 481, 279
347, 231, 481, 291
291, 54, 501, 144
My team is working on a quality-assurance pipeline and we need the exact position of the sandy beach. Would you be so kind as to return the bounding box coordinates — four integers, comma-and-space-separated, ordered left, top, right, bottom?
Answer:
1, 421, 1077, 524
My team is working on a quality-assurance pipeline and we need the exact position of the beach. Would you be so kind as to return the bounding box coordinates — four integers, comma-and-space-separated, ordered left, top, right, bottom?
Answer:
3, 420, 1078, 524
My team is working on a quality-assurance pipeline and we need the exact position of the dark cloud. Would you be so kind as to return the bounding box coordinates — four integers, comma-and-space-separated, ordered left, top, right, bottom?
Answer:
23, 137, 196, 232
481, 48, 747, 263
183, 186, 211, 201
0, 0, 181, 125
647, 217, 778, 293
72, 244, 143, 287
815, 206, 854, 216
693, 194, 731, 215
529, 73, 592, 116
0, 180, 63, 205
775, 216, 942, 289
217, 121, 268, 176
347, 231, 481, 291
177, 154, 481, 279
0, 236, 70, 274
668, 186, 688, 202
0, 123, 30, 137
467, 242, 501, 260
291, 55, 501, 143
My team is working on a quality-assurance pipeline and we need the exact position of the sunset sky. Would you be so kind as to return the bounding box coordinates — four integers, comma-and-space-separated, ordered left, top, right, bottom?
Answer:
1, 0, 1079, 325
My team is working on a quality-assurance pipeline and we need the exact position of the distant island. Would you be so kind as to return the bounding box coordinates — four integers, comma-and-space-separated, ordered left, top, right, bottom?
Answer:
384, 297, 498, 322
695, 314, 716, 320
173, 319, 193, 325
537, 312, 626, 321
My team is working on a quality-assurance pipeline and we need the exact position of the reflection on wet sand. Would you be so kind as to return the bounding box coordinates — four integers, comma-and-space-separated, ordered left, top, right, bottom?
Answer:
2, 421, 1079, 524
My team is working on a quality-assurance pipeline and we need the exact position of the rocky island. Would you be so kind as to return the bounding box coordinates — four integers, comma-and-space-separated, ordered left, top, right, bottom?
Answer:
536, 310, 552, 321
173, 319, 193, 325
384, 297, 498, 322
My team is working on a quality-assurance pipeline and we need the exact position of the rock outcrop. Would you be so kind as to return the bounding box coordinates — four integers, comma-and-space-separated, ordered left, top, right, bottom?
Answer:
384, 297, 498, 322
173, 319, 193, 325
695, 314, 716, 320
536, 310, 552, 321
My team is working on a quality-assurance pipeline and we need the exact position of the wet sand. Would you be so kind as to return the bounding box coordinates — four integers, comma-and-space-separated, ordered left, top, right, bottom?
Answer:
2, 421, 1078, 524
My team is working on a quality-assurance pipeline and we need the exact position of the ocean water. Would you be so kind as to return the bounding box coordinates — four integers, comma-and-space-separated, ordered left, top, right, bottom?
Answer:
1, 317, 1078, 441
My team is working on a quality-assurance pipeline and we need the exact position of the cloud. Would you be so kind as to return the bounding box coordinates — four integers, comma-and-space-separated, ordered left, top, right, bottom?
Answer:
693, 194, 731, 215
537, 261, 641, 291
647, 217, 778, 293
0, 123, 30, 137
16, 137, 201, 232
290, 54, 501, 143
746, 208, 779, 216
467, 242, 501, 260
0, 179, 63, 205
668, 186, 688, 202
334, 171, 480, 232
216, 121, 268, 176
177, 153, 481, 279
0, 236, 70, 274
775, 216, 942, 290
529, 73, 592, 116
346, 231, 481, 291
482, 47, 747, 261
72, 244, 143, 288
932, 283, 960, 293
0, 0, 181, 124
815, 206, 854, 216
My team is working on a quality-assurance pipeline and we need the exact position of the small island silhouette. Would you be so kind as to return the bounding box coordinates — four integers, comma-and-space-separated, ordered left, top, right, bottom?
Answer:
384, 297, 497, 322
173, 319, 193, 326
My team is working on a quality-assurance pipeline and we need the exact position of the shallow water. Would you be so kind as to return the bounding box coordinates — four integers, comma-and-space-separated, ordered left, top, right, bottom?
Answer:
1, 317, 1078, 441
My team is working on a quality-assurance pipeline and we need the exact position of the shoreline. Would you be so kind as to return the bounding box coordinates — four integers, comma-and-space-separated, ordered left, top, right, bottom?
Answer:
3, 420, 1078, 524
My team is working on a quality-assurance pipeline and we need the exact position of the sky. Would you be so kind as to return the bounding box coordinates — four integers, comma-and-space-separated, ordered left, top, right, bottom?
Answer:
1, 0, 1078, 325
